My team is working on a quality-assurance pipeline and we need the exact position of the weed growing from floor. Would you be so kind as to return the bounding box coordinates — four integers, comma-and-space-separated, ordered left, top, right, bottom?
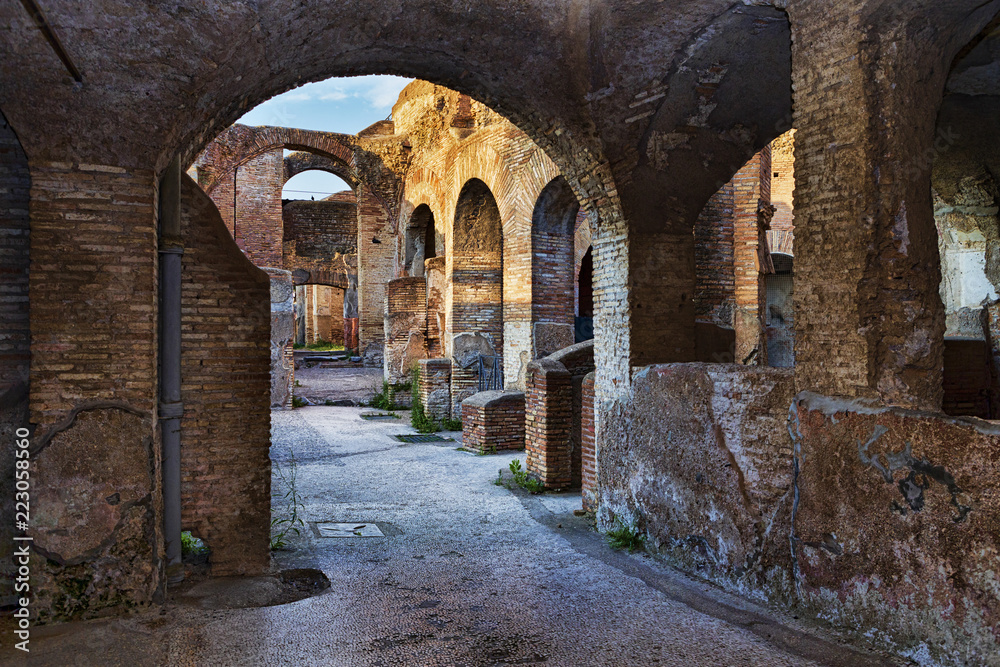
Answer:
271, 451, 306, 550
180, 531, 208, 557
508, 459, 545, 494
291, 396, 307, 408
606, 520, 646, 553
441, 417, 463, 431
409, 368, 442, 433
370, 379, 401, 410
476, 445, 497, 456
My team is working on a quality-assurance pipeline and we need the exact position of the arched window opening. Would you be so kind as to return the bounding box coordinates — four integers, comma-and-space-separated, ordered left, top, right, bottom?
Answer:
404, 204, 436, 277
530, 176, 580, 358
935, 23, 1000, 418
576, 246, 594, 342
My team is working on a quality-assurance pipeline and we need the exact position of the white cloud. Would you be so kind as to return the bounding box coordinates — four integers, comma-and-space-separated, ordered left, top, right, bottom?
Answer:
273, 75, 410, 111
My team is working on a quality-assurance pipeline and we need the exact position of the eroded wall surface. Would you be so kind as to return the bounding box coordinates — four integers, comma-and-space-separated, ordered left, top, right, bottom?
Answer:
598, 362, 1000, 663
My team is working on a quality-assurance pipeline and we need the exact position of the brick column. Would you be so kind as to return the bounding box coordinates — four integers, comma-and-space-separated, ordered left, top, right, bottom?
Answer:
525, 359, 574, 489
733, 148, 772, 365
356, 184, 393, 365
788, 3, 948, 408
581, 371, 597, 512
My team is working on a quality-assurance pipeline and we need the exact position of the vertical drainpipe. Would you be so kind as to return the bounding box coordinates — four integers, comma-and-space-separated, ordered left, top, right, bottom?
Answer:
159, 156, 184, 584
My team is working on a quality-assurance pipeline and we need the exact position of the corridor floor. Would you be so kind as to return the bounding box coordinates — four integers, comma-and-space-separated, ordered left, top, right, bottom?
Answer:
8, 406, 896, 666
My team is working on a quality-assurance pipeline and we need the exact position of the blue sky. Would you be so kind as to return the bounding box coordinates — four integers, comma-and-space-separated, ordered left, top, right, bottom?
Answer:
237, 75, 412, 199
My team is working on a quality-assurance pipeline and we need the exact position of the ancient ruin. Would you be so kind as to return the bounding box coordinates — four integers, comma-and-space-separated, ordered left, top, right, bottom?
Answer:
3, 1, 1000, 664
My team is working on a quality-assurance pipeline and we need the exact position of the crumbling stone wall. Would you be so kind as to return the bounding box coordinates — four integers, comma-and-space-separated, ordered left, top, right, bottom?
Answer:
178, 176, 271, 577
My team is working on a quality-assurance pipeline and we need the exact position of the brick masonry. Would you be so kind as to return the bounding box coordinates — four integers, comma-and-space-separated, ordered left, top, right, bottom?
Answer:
0, 110, 29, 606
580, 372, 597, 512
461, 390, 526, 453
179, 175, 271, 576
27, 161, 161, 620
418, 358, 452, 420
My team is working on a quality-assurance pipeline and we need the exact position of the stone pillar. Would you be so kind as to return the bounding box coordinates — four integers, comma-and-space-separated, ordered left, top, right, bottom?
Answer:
383, 276, 428, 384
267, 268, 294, 409
525, 359, 574, 489
418, 358, 452, 420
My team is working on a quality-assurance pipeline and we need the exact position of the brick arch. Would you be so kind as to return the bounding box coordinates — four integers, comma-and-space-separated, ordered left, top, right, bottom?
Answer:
197, 125, 358, 195
400, 166, 447, 238
291, 267, 353, 290
283, 151, 359, 190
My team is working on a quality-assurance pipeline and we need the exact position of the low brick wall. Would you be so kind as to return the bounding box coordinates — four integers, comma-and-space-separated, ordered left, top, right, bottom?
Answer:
462, 390, 526, 453
418, 358, 451, 420
525, 340, 595, 489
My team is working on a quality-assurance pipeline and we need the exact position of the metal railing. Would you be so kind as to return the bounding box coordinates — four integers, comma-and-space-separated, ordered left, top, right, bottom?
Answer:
477, 355, 503, 392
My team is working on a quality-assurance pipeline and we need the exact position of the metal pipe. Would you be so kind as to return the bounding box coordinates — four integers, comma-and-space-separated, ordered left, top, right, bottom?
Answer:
158, 156, 184, 584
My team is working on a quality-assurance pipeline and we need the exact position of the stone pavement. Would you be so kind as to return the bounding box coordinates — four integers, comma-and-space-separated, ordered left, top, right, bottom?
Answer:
6, 406, 896, 666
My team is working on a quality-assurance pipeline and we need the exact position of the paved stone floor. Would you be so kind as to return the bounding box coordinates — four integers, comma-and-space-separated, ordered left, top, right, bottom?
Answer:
5, 405, 899, 666
292, 359, 384, 405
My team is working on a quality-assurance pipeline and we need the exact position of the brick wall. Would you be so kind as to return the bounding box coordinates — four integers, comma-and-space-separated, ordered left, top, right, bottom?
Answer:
357, 184, 393, 364
941, 339, 992, 418
525, 359, 573, 489
0, 112, 29, 395
694, 182, 735, 327
28, 162, 161, 620
525, 340, 595, 489
425, 256, 446, 357
461, 390, 526, 453
0, 111, 29, 606
178, 175, 271, 576
733, 149, 770, 365
530, 177, 577, 359
384, 276, 428, 382
629, 232, 697, 366
234, 149, 284, 268
282, 199, 357, 288
768, 130, 795, 255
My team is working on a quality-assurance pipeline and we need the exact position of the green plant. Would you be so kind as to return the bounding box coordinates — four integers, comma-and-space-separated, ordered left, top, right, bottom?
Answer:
293, 342, 305, 350
494, 469, 504, 486
292, 396, 307, 408
508, 458, 545, 493
180, 530, 208, 557
271, 451, 306, 550
409, 368, 441, 433
606, 520, 646, 553
370, 379, 401, 410
441, 417, 463, 431
294, 379, 302, 387
476, 445, 497, 456
304, 339, 345, 352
